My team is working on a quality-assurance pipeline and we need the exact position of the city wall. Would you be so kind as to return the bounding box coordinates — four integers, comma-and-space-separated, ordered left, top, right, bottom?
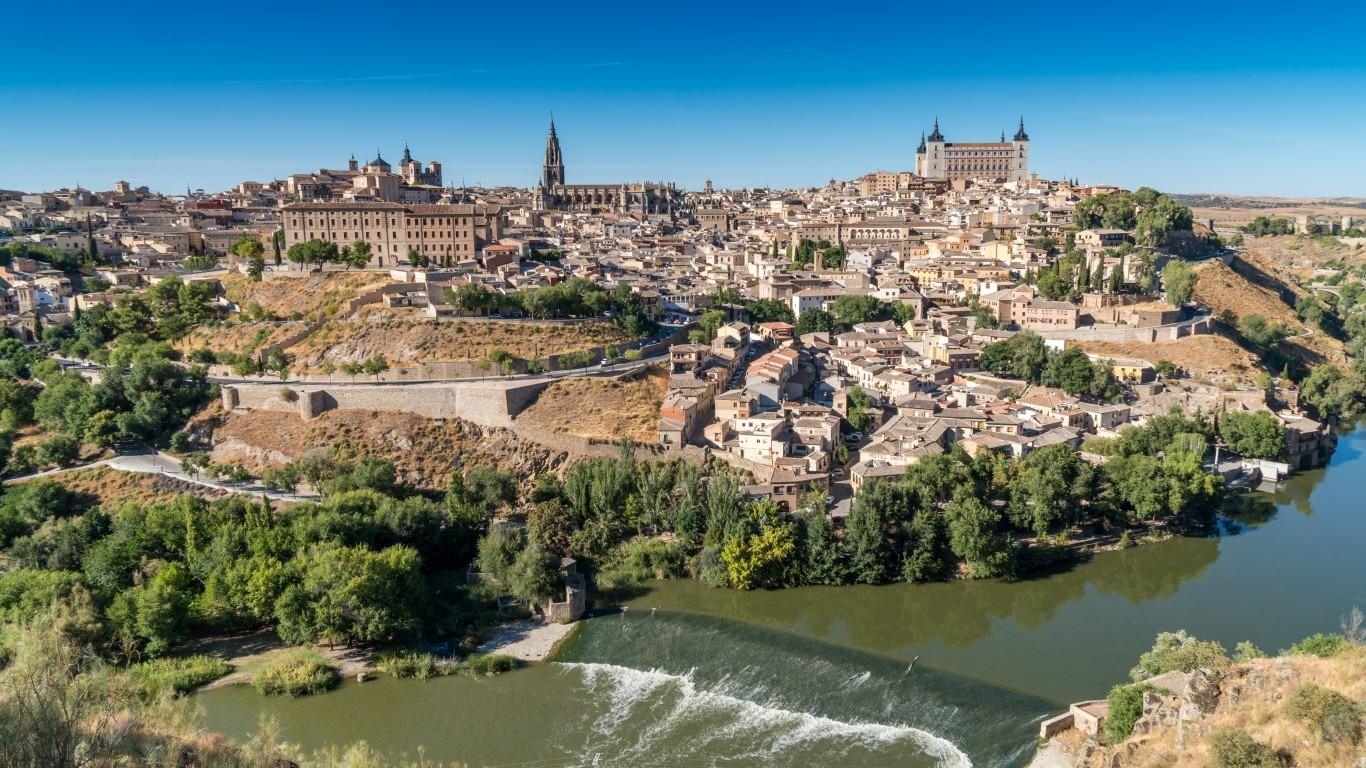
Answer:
220, 379, 552, 428
1038, 315, 1214, 343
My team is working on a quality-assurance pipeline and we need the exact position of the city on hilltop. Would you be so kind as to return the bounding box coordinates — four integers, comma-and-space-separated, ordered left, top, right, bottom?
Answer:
2, 112, 1365, 768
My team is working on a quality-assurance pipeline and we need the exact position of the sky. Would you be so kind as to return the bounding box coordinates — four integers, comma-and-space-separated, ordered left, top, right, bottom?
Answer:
3, 0, 1365, 197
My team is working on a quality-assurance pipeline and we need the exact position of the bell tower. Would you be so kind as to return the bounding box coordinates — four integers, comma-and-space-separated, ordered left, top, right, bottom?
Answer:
542, 119, 565, 188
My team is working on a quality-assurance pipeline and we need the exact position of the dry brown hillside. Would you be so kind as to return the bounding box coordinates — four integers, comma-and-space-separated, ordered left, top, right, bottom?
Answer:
1075, 335, 1258, 384
219, 272, 390, 319
204, 408, 569, 491
518, 366, 667, 443
38, 466, 227, 506
1056, 646, 1366, 768
1193, 256, 1347, 370
288, 317, 633, 370
175, 320, 309, 357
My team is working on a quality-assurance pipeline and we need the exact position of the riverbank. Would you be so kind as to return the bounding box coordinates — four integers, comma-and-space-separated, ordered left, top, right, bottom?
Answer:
477, 619, 579, 662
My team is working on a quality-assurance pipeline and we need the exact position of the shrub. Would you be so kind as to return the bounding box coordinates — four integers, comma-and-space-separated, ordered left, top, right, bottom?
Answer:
127, 655, 232, 698
1284, 683, 1362, 744
1208, 728, 1285, 768
279, 387, 298, 403
1105, 683, 1157, 743
1232, 641, 1266, 662
463, 653, 519, 676
1130, 630, 1230, 681
253, 650, 340, 697
1284, 633, 1349, 658
378, 651, 439, 680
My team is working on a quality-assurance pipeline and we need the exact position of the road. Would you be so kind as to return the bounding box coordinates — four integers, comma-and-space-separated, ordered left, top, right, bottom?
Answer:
5, 450, 318, 503
56, 348, 672, 388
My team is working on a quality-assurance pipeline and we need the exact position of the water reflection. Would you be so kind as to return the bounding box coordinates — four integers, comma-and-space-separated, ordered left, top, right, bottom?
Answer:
629, 535, 1220, 653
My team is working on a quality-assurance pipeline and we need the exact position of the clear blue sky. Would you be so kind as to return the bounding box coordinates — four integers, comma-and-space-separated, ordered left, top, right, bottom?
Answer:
4, 1, 1364, 197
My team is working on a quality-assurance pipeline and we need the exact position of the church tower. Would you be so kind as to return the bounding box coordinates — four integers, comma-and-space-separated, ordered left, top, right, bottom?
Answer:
1011, 117, 1030, 182
542, 119, 565, 188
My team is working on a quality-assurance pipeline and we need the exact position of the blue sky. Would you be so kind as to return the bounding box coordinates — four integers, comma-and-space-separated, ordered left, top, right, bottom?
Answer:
4, 1, 1364, 197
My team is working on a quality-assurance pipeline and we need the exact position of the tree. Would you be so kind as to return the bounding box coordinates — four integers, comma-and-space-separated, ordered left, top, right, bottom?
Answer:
1218, 411, 1285, 460
1162, 260, 1197, 307
285, 239, 338, 272
795, 308, 837, 336
485, 348, 515, 375
361, 355, 390, 381
978, 330, 1050, 383
830, 294, 891, 328
1043, 348, 1097, 396
945, 493, 1014, 579
343, 240, 372, 270
272, 228, 284, 266
1009, 443, 1093, 537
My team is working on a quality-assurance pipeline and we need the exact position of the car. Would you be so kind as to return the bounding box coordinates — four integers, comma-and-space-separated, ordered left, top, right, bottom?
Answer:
844, 432, 863, 442
825, 496, 835, 506
599, 360, 610, 367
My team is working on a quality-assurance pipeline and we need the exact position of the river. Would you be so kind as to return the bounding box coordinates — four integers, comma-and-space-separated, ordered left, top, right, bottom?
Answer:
199, 430, 1366, 767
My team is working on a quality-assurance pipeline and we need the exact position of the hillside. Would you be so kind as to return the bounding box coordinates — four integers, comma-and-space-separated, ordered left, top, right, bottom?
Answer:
218, 271, 390, 319
517, 366, 667, 443
201, 407, 569, 491
287, 316, 633, 370
175, 320, 309, 357
1193, 254, 1347, 371
1075, 335, 1259, 385
1047, 645, 1366, 768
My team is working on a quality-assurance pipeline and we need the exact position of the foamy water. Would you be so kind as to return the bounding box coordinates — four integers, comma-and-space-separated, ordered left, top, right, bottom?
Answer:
558, 661, 973, 768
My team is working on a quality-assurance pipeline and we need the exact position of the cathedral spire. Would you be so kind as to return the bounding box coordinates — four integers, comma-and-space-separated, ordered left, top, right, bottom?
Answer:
401, 142, 412, 163
916, 131, 926, 154
1013, 116, 1029, 142
927, 118, 944, 142
542, 117, 565, 188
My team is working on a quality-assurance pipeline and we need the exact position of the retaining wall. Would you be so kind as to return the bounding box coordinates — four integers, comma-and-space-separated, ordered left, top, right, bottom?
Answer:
220, 379, 553, 428
1038, 315, 1214, 343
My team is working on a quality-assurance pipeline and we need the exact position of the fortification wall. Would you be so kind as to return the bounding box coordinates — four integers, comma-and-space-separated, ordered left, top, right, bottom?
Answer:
1038, 315, 1213, 343
220, 379, 552, 428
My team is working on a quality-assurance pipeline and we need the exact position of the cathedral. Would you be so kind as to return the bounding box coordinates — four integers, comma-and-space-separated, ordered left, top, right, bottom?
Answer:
915, 118, 1030, 182
534, 120, 681, 215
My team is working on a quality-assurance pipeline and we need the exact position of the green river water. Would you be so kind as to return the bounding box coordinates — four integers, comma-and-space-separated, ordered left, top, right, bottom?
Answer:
199, 431, 1366, 767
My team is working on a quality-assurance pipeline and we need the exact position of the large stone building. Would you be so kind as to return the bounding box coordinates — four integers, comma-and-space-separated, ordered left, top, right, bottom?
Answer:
534, 120, 681, 215
915, 118, 1030, 182
280, 201, 504, 266
286, 145, 443, 203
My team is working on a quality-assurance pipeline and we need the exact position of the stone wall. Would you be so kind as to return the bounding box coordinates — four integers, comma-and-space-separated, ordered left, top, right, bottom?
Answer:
220, 379, 553, 428
1038, 315, 1214, 343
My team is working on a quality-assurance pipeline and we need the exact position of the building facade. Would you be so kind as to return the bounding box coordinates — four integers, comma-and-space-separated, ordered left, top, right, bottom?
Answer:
280, 201, 504, 266
534, 120, 682, 215
916, 118, 1030, 182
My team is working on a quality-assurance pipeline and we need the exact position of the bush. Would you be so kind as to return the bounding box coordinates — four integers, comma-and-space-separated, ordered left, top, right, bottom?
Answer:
127, 655, 232, 698
1232, 640, 1266, 662
1105, 683, 1157, 742
378, 651, 439, 680
1284, 683, 1362, 744
279, 387, 298, 403
463, 653, 519, 676
1208, 728, 1285, 768
253, 650, 340, 697
1130, 630, 1230, 681
1284, 633, 1349, 658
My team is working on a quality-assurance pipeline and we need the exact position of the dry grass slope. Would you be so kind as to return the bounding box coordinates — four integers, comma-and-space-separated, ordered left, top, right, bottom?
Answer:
289, 317, 633, 370
517, 367, 667, 443
1066, 647, 1366, 768
208, 408, 569, 490
43, 465, 228, 506
219, 272, 391, 319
